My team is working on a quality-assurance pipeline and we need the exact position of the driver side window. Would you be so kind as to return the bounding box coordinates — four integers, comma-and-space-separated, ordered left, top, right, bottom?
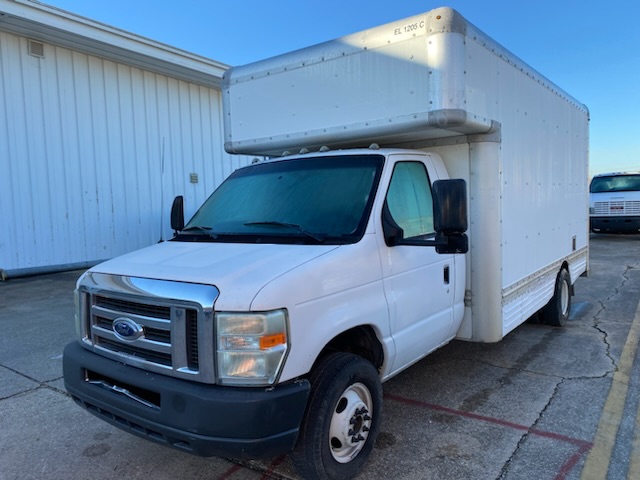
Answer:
386, 161, 435, 238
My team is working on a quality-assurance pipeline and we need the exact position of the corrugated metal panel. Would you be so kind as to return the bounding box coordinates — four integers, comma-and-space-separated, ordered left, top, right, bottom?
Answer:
0, 31, 251, 275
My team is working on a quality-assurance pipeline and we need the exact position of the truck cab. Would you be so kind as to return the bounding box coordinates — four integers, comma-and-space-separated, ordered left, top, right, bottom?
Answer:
590, 172, 640, 233
64, 148, 467, 478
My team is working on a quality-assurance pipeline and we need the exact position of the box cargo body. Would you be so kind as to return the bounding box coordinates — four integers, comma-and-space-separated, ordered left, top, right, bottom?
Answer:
223, 7, 590, 342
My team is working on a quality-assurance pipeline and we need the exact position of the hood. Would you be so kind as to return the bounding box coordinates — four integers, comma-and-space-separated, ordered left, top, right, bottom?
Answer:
89, 241, 339, 310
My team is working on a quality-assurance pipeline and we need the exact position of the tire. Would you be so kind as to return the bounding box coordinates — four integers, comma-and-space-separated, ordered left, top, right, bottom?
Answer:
292, 352, 382, 480
541, 268, 571, 327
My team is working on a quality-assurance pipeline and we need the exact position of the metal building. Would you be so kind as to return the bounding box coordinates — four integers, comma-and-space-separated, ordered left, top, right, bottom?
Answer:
0, 0, 250, 278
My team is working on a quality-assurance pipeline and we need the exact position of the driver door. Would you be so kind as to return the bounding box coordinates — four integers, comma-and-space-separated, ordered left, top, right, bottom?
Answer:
378, 155, 455, 375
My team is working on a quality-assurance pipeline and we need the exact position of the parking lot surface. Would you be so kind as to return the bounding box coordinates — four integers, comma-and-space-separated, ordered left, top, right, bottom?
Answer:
1, 234, 639, 480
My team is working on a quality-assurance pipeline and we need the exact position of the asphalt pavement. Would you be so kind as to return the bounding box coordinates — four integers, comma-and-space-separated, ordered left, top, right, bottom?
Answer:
1, 233, 639, 480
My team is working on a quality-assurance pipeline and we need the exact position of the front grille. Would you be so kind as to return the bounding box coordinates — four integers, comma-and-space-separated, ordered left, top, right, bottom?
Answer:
88, 293, 200, 375
78, 274, 218, 384
594, 200, 640, 216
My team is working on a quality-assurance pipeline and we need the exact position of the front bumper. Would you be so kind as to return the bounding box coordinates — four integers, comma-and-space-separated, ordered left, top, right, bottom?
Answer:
63, 342, 310, 459
590, 216, 640, 233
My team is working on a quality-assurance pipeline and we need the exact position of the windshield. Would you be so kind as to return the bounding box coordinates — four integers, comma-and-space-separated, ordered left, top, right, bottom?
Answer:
175, 155, 384, 245
590, 175, 640, 193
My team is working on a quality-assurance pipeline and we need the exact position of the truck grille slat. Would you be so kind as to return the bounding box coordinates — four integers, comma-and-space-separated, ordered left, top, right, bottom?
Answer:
145, 327, 172, 343
96, 337, 172, 366
95, 296, 171, 319
186, 309, 199, 369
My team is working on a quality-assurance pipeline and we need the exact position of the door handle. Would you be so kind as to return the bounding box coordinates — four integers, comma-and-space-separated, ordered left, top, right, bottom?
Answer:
444, 265, 450, 285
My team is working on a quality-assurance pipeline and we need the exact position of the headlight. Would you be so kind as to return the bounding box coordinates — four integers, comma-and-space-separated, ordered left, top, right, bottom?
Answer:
216, 309, 289, 386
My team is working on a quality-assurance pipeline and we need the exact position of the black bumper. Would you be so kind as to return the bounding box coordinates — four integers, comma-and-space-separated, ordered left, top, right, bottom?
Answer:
591, 216, 640, 233
63, 342, 310, 459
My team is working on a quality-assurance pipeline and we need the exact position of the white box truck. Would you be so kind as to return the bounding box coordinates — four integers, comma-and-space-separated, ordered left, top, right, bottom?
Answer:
589, 172, 640, 232
64, 7, 589, 480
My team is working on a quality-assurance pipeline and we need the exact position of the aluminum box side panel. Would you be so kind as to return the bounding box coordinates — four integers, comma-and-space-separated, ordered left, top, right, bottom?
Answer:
222, 7, 586, 157
462, 36, 589, 290
222, 9, 494, 156
415, 127, 587, 342
437, 22, 588, 332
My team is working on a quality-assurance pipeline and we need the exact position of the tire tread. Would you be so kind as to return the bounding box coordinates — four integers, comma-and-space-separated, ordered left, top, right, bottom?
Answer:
292, 352, 382, 480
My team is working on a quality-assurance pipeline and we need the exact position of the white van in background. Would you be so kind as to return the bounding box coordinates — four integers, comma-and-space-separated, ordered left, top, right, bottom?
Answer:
590, 172, 640, 233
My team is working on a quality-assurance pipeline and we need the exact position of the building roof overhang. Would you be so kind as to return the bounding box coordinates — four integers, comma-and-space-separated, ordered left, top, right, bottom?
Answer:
0, 0, 228, 88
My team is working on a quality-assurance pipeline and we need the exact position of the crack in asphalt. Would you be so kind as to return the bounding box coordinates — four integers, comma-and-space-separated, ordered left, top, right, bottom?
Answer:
590, 265, 637, 375
497, 378, 566, 479
592, 320, 615, 372
497, 264, 640, 479
0, 363, 67, 400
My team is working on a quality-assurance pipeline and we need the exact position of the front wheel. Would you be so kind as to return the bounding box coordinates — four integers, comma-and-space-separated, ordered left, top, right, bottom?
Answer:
541, 268, 572, 327
292, 352, 382, 480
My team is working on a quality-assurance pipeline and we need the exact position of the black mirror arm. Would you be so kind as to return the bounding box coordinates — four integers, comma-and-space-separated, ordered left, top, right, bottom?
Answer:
382, 201, 404, 247
382, 196, 468, 253
402, 233, 467, 253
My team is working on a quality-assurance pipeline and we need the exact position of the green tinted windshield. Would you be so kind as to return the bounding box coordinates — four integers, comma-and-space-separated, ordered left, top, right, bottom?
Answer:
180, 155, 384, 244
590, 175, 640, 193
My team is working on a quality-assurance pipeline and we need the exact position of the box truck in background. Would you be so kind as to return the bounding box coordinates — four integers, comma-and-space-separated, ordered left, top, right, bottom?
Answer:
64, 7, 589, 479
590, 172, 640, 232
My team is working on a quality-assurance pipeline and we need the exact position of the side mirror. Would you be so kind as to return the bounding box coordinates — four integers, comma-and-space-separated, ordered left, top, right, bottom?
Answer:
171, 196, 185, 233
433, 179, 467, 234
433, 179, 468, 254
381, 178, 469, 254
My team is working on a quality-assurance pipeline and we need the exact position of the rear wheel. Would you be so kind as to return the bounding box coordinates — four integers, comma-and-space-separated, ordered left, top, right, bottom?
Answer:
292, 352, 382, 480
541, 268, 571, 327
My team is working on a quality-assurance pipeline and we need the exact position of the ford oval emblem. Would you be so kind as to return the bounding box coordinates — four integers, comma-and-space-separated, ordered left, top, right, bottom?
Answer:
112, 317, 144, 341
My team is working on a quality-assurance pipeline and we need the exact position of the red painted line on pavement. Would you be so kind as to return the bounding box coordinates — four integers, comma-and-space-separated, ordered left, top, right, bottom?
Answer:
217, 463, 243, 480
385, 392, 593, 476
216, 455, 287, 480
260, 455, 287, 479
217, 394, 593, 479
555, 443, 591, 480
386, 393, 591, 447
214, 455, 287, 479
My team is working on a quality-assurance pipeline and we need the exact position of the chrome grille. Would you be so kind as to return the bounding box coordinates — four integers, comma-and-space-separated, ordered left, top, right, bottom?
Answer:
90, 295, 194, 369
78, 273, 218, 384
594, 200, 640, 216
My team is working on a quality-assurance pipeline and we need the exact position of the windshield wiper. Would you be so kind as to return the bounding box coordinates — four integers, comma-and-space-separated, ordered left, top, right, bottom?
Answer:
244, 221, 325, 243
179, 226, 219, 240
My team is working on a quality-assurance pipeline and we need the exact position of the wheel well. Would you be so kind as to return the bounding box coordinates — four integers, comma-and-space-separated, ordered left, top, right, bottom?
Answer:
313, 326, 384, 373
560, 261, 574, 295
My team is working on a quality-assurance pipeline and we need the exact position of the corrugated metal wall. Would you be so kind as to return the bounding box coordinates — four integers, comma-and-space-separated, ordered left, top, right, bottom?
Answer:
0, 31, 250, 276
